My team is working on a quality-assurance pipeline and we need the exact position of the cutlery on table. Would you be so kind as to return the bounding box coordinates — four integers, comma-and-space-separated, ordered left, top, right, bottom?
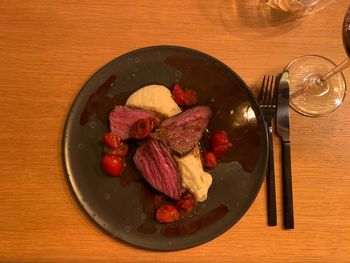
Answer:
258, 75, 278, 226
276, 71, 294, 229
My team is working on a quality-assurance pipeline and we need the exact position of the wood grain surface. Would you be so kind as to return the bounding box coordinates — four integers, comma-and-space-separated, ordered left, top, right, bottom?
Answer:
1, 0, 350, 262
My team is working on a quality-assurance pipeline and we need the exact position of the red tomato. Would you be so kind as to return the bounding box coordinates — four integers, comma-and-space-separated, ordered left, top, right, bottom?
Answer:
172, 84, 186, 105
212, 144, 230, 158
172, 84, 198, 107
203, 152, 217, 168
176, 192, 196, 213
104, 144, 128, 158
155, 204, 180, 223
210, 131, 232, 157
104, 132, 122, 149
129, 118, 153, 139
184, 89, 197, 106
211, 131, 230, 148
102, 154, 124, 176
104, 132, 128, 157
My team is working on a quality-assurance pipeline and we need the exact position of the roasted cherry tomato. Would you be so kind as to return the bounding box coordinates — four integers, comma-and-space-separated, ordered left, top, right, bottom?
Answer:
203, 152, 217, 168
104, 132, 122, 149
102, 154, 124, 176
211, 131, 230, 147
184, 89, 197, 106
104, 144, 128, 158
212, 144, 230, 158
172, 84, 186, 105
104, 132, 128, 157
129, 118, 153, 139
176, 192, 196, 213
172, 84, 198, 106
155, 204, 180, 223
210, 131, 232, 157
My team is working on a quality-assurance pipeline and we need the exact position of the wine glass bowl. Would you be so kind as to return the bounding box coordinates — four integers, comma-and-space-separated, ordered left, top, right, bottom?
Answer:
286, 5, 350, 117
260, 0, 327, 23
286, 55, 346, 117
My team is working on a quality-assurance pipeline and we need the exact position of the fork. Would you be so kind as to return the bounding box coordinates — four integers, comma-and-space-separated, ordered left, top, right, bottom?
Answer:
258, 75, 278, 226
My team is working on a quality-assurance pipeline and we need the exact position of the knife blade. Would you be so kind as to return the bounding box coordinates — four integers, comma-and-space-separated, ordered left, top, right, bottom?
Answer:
276, 71, 294, 229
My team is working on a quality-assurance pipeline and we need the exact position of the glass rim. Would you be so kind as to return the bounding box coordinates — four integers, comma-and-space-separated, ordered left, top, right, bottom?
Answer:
295, 0, 320, 6
285, 54, 347, 117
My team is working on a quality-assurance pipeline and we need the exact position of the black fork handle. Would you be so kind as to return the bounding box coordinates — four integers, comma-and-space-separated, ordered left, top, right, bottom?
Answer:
282, 141, 294, 229
266, 122, 277, 226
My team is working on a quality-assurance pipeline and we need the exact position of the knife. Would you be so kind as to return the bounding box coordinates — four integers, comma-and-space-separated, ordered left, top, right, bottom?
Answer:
276, 71, 294, 229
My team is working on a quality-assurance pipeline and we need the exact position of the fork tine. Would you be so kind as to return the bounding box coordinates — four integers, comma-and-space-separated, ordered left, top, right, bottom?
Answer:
266, 76, 273, 107
271, 75, 278, 106
259, 75, 278, 106
258, 76, 266, 103
264, 76, 270, 106
266, 76, 271, 106
268, 76, 275, 106
274, 75, 279, 105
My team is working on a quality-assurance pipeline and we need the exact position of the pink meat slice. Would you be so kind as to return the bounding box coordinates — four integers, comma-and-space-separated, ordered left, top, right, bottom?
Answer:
133, 138, 181, 200
159, 106, 212, 155
109, 106, 160, 140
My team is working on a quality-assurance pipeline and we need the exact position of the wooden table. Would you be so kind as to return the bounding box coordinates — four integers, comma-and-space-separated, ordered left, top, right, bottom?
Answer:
1, 1, 350, 262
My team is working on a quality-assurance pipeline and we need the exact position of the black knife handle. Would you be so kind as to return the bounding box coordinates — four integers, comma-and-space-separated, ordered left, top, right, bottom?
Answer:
282, 141, 294, 229
267, 124, 277, 226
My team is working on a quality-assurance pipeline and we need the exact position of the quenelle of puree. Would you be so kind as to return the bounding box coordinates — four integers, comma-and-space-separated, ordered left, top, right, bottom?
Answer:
126, 84, 212, 202
175, 147, 212, 202
126, 84, 181, 117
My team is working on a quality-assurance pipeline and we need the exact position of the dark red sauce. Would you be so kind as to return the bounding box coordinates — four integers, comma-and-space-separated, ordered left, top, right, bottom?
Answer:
80, 75, 130, 126
160, 204, 229, 238
137, 220, 157, 234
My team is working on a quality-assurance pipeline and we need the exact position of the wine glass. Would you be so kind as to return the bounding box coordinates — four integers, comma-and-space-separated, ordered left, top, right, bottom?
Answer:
286, 6, 350, 117
261, 0, 333, 23
265, 0, 320, 13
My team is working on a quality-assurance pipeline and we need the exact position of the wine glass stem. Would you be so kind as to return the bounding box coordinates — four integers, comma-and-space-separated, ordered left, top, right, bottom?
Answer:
320, 57, 350, 82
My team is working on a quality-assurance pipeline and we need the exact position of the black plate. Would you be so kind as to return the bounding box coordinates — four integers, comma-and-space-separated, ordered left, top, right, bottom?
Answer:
62, 46, 268, 251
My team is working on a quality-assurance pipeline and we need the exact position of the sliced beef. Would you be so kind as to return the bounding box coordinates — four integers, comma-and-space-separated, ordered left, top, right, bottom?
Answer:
133, 138, 181, 200
159, 106, 212, 155
109, 106, 160, 140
